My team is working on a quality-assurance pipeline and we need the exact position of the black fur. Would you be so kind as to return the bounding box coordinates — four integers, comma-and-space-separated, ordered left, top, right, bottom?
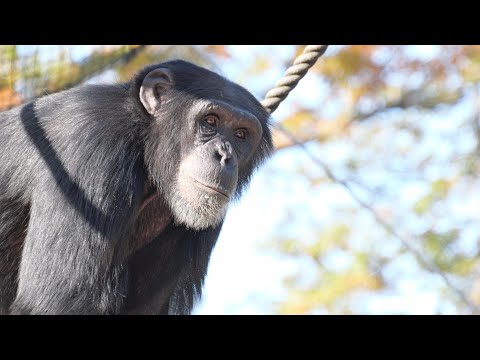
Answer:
0, 60, 273, 314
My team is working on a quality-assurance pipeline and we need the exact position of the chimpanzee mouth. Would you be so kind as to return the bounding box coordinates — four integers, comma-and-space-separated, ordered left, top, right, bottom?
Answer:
187, 175, 230, 199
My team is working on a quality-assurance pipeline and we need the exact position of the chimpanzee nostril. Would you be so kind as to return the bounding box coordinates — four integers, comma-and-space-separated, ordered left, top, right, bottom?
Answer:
214, 151, 223, 162
216, 140, 232, 164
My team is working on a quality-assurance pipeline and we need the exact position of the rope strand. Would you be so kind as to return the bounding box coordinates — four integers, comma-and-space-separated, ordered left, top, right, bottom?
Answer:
261, 45, 329, 113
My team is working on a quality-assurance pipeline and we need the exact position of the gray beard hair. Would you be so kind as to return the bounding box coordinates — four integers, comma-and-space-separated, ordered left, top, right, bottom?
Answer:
168, 177, 229, 231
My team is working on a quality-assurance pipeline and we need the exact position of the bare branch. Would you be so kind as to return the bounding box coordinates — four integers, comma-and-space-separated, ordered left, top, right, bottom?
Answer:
274, 88, 465, 151
56, 45, 148, 92
274, 123, 480, 314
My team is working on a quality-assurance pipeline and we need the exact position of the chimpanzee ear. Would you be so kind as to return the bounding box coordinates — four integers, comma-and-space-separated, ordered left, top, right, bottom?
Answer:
139, 68, 174, 115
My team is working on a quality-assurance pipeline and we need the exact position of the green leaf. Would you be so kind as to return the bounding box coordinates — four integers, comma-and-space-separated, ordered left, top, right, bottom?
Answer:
306, 224, 350, 258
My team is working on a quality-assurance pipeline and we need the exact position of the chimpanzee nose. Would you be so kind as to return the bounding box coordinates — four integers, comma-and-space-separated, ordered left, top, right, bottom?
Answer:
216, 140, 233, 165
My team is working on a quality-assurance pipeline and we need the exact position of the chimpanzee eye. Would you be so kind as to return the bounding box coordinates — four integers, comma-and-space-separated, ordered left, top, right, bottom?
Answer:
204, 114, 218, 127
235, 129, 247, 140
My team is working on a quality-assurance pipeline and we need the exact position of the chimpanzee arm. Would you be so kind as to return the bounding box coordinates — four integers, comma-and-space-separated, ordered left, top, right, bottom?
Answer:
10, 182, 138, 314
9, 94, 145, 315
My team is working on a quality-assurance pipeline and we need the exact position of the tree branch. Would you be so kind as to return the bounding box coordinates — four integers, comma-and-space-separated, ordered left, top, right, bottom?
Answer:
274, 123, 480, 314
274, 88, 464, 151
55, 45, 148, 93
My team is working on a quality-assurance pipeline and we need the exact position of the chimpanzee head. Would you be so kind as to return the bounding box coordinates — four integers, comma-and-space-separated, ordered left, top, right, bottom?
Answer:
135, 60, 273, 230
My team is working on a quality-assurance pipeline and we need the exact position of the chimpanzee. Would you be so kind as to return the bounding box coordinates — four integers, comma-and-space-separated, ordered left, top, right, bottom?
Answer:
0, 60, 273, 315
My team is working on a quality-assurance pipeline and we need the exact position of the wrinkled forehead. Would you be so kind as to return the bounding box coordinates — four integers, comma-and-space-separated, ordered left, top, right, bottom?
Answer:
188, 98, 262, 133
174, 70, 267, 120
190, 97, 255, 117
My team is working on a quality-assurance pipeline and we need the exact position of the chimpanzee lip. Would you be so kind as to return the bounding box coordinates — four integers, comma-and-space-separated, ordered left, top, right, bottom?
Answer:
187, 175, 230, 199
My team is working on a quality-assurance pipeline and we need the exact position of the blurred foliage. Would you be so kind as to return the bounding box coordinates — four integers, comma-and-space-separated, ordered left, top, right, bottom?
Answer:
0, 45, 220, 109
268, 45, 480, 314
1, 45, 480, 314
